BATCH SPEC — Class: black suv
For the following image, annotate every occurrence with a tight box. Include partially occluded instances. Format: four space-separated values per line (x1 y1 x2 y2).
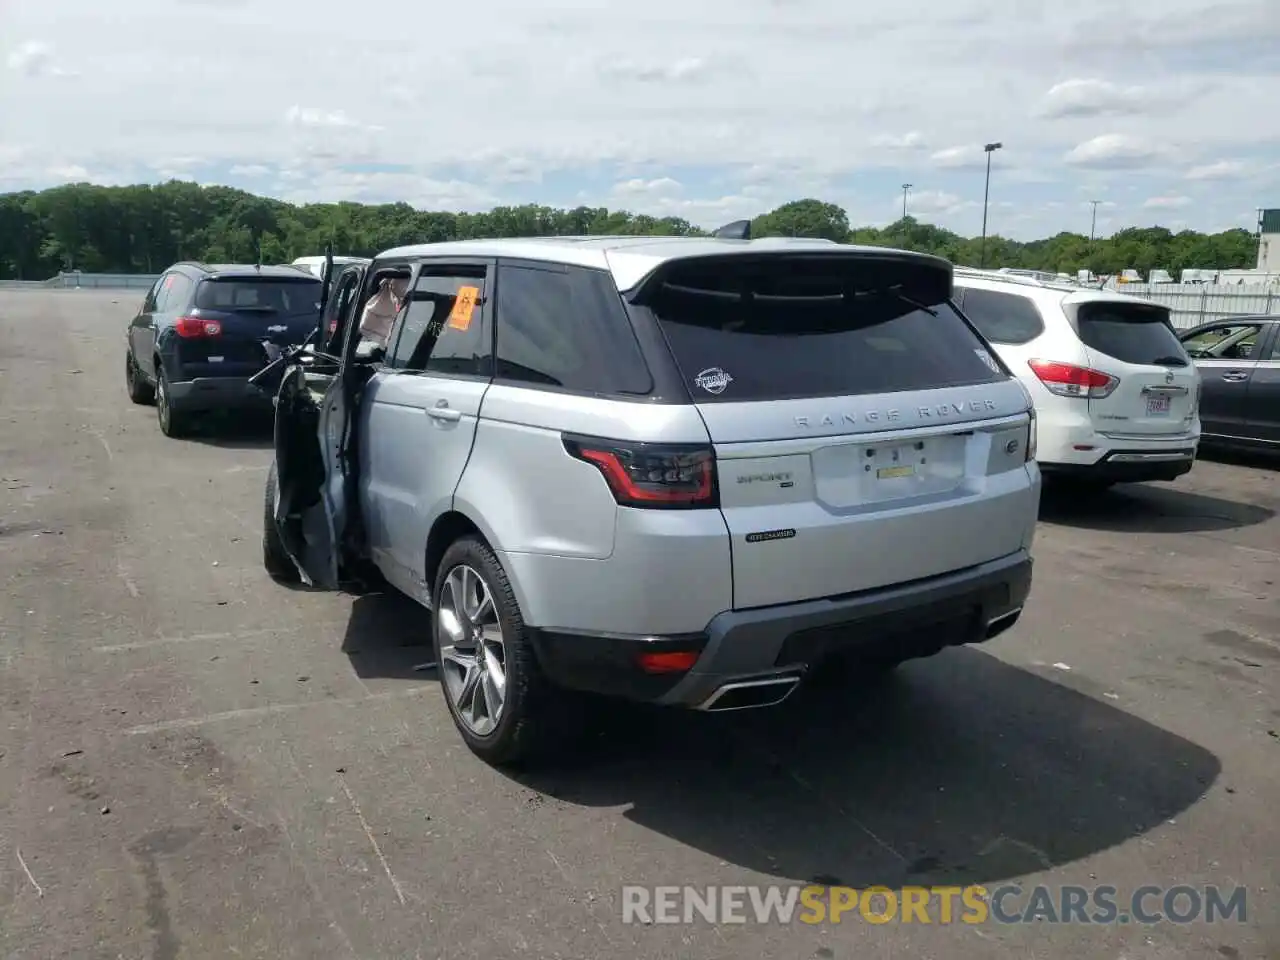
125 263 323 436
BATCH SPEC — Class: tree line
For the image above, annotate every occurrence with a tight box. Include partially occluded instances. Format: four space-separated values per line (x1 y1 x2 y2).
0 182 1259 281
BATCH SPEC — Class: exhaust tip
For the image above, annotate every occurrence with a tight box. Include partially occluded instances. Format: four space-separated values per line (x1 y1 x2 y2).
985 607 1023 639
699 674 801 712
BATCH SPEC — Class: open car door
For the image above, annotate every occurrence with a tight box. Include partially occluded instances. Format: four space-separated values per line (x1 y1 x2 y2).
265 258 368 587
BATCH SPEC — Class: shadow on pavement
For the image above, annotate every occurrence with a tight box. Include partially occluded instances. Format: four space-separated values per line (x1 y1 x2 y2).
180 411 276 450
510 647 1220 889
341 590 435 682
1196 444 1280 471
1039 480 1274 533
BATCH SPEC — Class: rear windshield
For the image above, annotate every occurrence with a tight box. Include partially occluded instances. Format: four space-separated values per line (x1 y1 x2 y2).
638 257 1008 402
194 279 321 316
1073 301 1188 367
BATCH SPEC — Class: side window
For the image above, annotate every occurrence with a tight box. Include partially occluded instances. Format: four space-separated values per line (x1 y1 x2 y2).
165 274 194 311
152 273 177 312
143 276 164 312
386 266 491 377
493 263 653 395
322 270 362 351
1182 323 1264 361
956 287 1045 345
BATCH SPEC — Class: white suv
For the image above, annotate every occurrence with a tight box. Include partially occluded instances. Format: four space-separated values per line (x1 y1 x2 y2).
953 269 1200 488
260 238 1041 765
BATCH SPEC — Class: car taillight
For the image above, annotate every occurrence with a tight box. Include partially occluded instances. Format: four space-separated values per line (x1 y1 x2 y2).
174 316 222 338
562 434 718 509
1027 359 1118 399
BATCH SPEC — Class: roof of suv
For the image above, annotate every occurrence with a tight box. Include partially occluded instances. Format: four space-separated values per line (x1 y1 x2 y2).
176 262 324 281
953 266 1156 309
376 236 945 292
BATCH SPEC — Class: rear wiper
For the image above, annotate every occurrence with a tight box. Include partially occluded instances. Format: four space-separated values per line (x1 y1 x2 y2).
884 289 938 317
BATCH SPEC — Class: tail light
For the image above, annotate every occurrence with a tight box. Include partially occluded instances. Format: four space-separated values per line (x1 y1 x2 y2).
562 434 718 509
174 316 222 338
1027 359 1118 399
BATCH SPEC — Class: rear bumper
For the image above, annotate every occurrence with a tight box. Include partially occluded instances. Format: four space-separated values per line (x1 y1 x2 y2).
1040 447 1196 483
531 550 1033 708
167 375 272 411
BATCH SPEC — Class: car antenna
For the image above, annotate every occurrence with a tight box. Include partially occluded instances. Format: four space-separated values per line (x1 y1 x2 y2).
713 219 751 240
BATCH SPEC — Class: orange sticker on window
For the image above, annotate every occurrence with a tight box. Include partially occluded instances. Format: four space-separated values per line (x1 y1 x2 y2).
447 286 479 331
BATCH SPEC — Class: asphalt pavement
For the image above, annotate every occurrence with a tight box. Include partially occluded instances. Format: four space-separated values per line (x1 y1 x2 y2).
1 290 1277 959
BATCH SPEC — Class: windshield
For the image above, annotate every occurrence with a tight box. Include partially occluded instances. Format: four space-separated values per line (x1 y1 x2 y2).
640 257 1008 402
195 278 321 316
1072 301 1188 367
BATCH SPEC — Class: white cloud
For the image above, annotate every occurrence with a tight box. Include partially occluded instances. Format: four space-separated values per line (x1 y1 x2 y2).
871 131 928 150
1 0 1278 240
1064 134 1167 169
612 177 683 198
1184 159 1249 180
1037 78 1151 118
50 164 89 181
900 189 976 217
1143 195 1192 209
6 40 66 77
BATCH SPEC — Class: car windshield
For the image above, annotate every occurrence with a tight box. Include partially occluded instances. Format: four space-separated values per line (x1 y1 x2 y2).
638 256 1007 402
1073 301 1188 367
195 278 321 316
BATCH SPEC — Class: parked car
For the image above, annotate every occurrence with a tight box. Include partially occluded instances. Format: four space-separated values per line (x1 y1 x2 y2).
952 268 1200 489
125 263 322 437
1178 316 1280 448
258 237 1040 766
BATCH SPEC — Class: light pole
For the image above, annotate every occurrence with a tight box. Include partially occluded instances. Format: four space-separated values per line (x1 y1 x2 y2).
1089 200 1101 247
979 142 1002 268
901 183 912 246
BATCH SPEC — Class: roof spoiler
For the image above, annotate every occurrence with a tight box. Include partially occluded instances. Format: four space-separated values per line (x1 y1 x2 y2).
712 219 751 240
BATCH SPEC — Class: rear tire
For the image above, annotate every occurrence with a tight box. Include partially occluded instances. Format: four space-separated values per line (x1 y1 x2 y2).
156 367 188 438
263 461 300 583
432 536 562 767
125 352 154 404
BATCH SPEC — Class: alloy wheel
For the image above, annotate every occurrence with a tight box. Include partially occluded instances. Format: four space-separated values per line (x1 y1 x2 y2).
438 564 507 736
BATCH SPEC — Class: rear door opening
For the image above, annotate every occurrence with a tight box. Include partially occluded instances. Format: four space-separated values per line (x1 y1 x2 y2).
1064 297 1197 437
628 253 1035 610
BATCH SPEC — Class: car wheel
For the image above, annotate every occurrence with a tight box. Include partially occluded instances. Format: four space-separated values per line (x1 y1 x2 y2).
263 461 300 583
155 367 187 438
433 536 559 767
125 352 154 404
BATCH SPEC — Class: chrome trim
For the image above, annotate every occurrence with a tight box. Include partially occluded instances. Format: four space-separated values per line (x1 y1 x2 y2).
1105 451 1194 463
986 607 1023 631
698 675 801 712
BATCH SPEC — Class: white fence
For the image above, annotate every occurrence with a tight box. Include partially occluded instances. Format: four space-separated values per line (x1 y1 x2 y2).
0 271 160 291
1109 284 1280 330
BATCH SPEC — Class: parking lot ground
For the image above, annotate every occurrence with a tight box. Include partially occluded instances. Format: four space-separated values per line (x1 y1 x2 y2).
1 290 1278 960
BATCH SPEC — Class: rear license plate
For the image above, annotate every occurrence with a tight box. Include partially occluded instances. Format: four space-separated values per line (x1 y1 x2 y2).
1146 394 1171 416
871 443 922 481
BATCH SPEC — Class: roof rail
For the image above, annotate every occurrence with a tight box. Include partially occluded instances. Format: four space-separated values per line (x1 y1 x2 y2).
175 260 212 272
953 266 1052 288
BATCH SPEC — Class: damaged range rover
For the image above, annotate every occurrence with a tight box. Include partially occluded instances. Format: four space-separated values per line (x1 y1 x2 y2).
254 231 1041 766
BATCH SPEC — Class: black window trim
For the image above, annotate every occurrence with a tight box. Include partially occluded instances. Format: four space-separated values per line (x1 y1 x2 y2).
380 255 495 384
1261 321 1280 362
489 256 676 403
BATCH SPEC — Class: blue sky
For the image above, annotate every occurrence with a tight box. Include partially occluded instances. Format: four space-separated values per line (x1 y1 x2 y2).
2 0 1278 240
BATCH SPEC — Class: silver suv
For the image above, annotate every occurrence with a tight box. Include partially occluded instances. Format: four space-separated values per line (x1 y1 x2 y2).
260 234 1041 765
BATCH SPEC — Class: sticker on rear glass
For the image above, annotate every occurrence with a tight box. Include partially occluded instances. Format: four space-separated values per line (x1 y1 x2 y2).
974 348 1001 373
694 367 734 395
447 286 480 331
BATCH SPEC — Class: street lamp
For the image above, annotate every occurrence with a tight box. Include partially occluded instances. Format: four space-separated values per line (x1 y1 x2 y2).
901 183 912 246
979 142 1002 268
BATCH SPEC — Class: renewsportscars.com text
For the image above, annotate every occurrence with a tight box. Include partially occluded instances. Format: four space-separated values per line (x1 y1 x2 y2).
621 884 1247 926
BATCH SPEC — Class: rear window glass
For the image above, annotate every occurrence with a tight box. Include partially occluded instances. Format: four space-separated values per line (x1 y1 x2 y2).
195 279 321 316
1073 301 1188 367
955 287 1044 344
639 257 1007 402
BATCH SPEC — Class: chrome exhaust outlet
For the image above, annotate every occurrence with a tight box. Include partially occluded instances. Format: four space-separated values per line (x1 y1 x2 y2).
699 674 802 712
985 607 1023 638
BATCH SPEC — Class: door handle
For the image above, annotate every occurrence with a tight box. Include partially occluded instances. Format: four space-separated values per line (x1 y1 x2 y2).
426 401 461 422
1220 371 1249 382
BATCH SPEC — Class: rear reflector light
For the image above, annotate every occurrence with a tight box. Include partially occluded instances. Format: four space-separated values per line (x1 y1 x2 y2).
637 650 700 674
562 434 717 509
1027 359 1118 398
1026 407 1037 462
175 316 222 338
